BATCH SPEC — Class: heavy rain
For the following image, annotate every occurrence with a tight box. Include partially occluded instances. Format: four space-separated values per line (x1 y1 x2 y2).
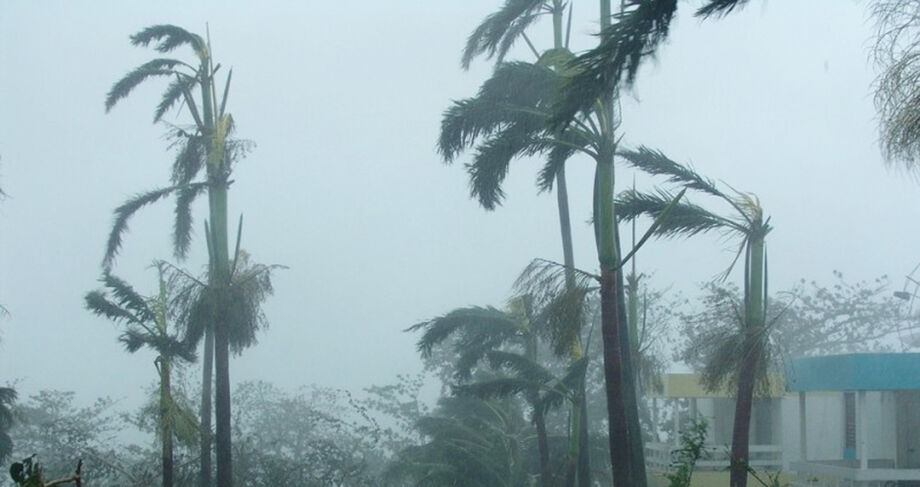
2 1 920 486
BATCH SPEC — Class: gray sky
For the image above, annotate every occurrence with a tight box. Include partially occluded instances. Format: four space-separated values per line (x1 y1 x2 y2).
2 1 918 410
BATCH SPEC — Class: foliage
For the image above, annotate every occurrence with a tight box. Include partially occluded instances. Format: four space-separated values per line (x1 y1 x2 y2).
8 391 148 485
385 396 533 487
664 419 708 487
873 0 920 168
8 455 82 487
230 380 384 486
0 388 15 464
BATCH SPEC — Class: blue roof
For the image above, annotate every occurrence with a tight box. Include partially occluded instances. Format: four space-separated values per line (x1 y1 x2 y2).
785 353 920 391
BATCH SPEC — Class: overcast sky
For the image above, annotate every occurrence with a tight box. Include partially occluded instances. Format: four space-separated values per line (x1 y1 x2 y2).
2 1 918 410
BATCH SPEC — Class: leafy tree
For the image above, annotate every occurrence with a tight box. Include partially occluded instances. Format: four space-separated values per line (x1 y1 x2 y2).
104 24 253 487
8 391 146 485
84 264 195 487
229 381 383 487
616 147 770 487
873 0 920 167
8 455 82 487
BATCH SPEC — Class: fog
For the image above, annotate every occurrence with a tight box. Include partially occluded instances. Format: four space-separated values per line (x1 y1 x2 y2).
1 1 919 485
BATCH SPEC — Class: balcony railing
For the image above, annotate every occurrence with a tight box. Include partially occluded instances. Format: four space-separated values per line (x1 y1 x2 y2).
645 442 784 473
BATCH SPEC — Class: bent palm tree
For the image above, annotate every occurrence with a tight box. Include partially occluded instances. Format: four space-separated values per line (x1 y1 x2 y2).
104 25 249 487
409 298 581 487
616 147 771 487
442 2 590 481
84 263 195 487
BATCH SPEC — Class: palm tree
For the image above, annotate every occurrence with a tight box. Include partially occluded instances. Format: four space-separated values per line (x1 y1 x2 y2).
615 146 771 487
386 395 533 487
441 2 662 481
409 298 586 487
103 25 248 487
84 263 195 487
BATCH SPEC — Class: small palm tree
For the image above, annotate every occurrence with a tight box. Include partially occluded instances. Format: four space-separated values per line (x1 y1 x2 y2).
104 25 249 487
386 395 533 487
615 147 771 487
84 263 195 487
409 298 582 487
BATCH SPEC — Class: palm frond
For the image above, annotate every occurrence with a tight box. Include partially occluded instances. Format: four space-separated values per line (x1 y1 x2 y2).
466 125 537 210
119 329 195 361
103 185 180 271
536 128 593 192
486 350 555 384
130 24 205 54
616 188 743 238
105 58 187 112
461 0 548 69
551 0 678 127
618 146 726 199
408 307 520 357
85 290 145 326
172 182 209 260
438 62 559 162
155 73 197 122
454 377 538 400
101 273 156 321
695 0 749 19
536 356 586 415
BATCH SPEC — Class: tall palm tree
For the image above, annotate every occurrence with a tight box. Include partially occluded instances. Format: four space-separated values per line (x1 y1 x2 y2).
84 263 196 487
441 2 666 482
615 146 771 487
103 25 248 487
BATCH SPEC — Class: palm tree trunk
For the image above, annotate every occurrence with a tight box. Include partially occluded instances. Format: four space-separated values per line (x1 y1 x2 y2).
730 345 757 487
551 3 591 484
534 396 552 487
615 226 647 485
199 327 213 487
161 357 174 487
731 233 766 487
209 182 233 487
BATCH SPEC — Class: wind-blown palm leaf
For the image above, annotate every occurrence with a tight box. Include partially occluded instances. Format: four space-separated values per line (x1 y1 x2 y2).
105 58 189 112
618 146 726 199
536 357 587 415
119 328 195 361
461 0 548 69
467 122 544 209
454 377 540 400
155 74 197 123
172 183 208 260
486 350 555 384
551 0 678 126
103 185 178 270
99 273 156 323
537 128 594 191
439 62 561 162
407 306 521 360
616 188 745 237
130 24 205 54
85 290 146 326
696 0 749 19
169 130 206 184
